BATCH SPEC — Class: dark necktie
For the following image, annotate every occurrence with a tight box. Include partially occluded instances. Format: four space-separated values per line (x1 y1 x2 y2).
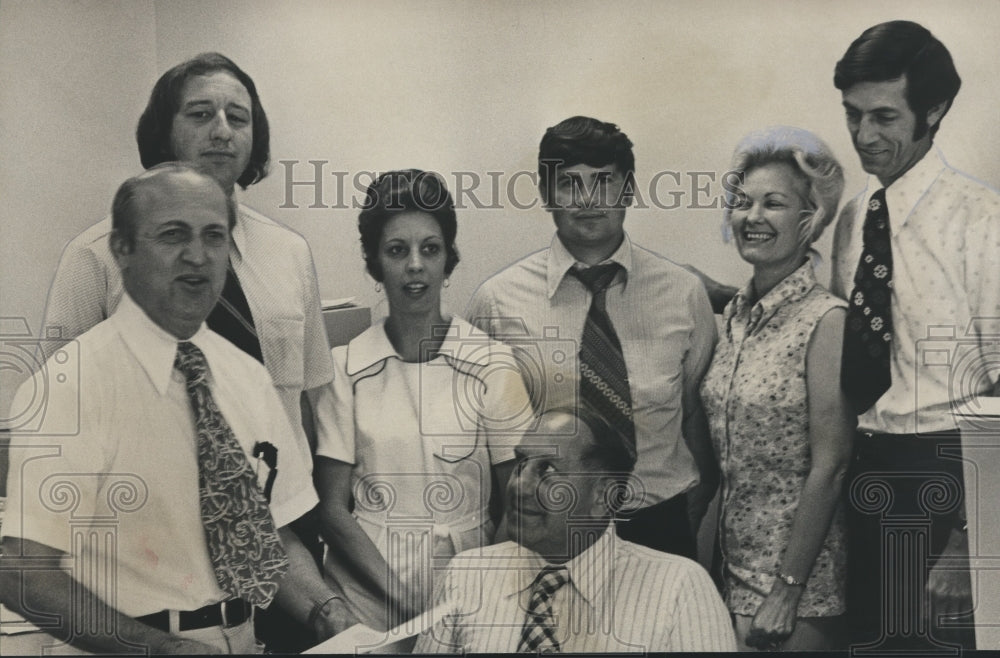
517 565 569 653
841 188 894 413
174 341 288 606
570 264 636 462
206 260 264 364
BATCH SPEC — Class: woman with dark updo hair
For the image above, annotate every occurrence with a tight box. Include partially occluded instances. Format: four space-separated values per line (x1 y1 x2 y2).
313 170 532 631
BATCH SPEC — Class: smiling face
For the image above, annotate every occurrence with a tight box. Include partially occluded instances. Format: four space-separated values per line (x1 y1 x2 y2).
546 163 629 264
169 71 253 193
730 162 811 280
841 76 939 188
112 171 230 339
506 411 607 561
377 212 448 316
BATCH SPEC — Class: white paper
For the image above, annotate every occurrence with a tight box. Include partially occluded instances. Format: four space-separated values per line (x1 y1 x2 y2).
321 297 358 310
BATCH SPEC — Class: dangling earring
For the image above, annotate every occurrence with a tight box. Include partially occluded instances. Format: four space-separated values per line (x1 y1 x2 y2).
443 278 450 288
721 219 733 244
375 282 382 293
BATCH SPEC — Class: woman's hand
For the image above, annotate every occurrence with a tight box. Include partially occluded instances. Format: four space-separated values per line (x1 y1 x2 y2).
927 527 973 623
745 581 803 650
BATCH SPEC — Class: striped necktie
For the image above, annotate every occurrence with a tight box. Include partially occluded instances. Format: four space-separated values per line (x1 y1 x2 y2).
569 263 636 462
517 565 569 653
174 341 288 606
841 188 893 414
206 260 264 364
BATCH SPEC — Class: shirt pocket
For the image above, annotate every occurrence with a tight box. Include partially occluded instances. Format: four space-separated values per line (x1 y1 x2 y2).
261 315 305 388
431 434 480 463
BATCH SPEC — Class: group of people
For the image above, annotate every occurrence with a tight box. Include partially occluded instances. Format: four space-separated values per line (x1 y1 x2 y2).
1 18 997 655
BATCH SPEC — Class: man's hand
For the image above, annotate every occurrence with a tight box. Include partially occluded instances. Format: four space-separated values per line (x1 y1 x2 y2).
680 264 738 315
927 527 973 623
745 581 803 650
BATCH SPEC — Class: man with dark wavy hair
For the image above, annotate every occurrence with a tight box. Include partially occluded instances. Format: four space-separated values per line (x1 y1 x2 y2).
467 116 718 560
37 53 334 473
831 20 1000 651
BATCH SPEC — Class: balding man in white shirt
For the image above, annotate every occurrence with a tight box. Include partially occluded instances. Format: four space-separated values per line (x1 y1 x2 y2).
0 164 351 654
415 408 734 653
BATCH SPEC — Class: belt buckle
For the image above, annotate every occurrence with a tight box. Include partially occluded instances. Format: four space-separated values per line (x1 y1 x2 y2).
220 599 233 628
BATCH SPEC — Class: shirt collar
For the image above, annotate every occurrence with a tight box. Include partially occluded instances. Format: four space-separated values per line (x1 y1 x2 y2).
113 292 214 395
344 316 493 375
503 524 615 611
860 146 946 236
229 190 246 259
727 260 818 336
546 233 633 299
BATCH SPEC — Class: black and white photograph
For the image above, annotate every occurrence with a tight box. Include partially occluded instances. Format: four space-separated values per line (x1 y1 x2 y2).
1 0 998 654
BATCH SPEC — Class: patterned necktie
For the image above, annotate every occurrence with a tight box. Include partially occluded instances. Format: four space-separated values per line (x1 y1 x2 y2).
174 341 288 606
841 188 894 414
206 260 264 364
569 263 636 461
517 565 570 653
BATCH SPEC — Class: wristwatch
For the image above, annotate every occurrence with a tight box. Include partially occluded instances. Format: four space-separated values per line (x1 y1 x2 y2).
776 572 806 587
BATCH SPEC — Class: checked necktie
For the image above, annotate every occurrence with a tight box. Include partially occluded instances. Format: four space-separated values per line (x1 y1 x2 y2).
517 565 569 653
174 341 288 606
570 263 636 462
841 188 894 414
206 260 264 364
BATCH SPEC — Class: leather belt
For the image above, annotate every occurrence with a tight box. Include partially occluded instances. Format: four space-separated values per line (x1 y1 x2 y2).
136 598 252 632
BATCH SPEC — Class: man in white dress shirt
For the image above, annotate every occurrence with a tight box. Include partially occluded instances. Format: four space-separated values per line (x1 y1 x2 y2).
830 20 1000 651
467 116 718 559
414 407 735 653
0 164 350 654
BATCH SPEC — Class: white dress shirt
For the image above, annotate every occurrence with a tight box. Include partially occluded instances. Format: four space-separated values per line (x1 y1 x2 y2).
35 200 335 466
414 526 736 653
466 233 717 507
2 293 318 617
831 148 1000 434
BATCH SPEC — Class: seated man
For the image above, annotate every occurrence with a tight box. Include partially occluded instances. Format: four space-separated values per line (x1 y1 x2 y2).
415 407 735 653
0 163 350 654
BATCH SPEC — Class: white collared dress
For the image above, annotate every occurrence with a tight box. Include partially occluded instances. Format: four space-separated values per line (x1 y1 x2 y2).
314 316 532 626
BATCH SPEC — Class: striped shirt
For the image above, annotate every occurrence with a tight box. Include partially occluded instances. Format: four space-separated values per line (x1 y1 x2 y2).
414 527 735 652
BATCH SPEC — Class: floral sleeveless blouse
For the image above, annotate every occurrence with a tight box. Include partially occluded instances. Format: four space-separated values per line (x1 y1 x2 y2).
700 262 847 617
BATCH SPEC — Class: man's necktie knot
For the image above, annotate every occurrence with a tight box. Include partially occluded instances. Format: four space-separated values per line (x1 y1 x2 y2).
529 565 569 602
570 263 621 294
175 340 209 387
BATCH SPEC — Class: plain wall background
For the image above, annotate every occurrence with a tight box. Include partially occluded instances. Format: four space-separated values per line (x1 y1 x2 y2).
2 0 998 405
